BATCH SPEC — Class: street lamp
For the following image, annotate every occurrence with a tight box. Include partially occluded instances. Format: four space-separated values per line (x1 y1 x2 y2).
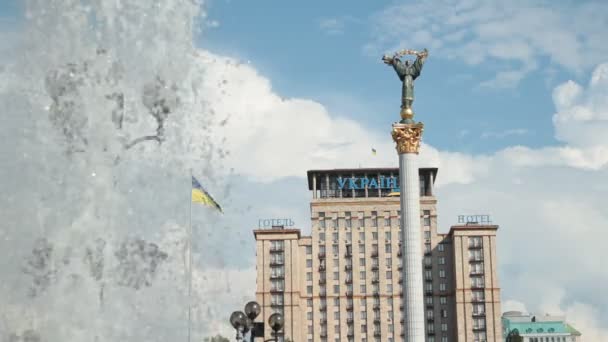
229 311 248 341
230 301 284 342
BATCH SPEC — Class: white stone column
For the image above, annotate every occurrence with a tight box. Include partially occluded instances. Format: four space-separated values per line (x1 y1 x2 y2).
392 122 425 342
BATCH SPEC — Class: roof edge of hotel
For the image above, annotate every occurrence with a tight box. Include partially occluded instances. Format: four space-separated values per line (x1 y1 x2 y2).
253 228 302 239
448 225 499 235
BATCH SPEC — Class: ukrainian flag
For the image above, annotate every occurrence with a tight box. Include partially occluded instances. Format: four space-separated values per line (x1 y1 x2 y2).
192 176 223 213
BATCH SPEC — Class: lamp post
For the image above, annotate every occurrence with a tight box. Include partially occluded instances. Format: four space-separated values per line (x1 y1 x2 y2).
230 301 284 342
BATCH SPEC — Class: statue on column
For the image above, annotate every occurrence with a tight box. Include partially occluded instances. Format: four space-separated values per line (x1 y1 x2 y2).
382 48 428 123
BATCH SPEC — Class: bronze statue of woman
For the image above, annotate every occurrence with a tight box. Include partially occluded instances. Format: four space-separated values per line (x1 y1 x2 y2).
382 48 428 123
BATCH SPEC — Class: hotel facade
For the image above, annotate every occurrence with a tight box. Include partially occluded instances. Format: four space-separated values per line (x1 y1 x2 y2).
254 167 502 342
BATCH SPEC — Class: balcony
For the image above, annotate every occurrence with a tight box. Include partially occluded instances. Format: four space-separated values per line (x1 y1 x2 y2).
471 297 485 303
270 274 284 280
345 264 353 271
319 305 327 311
270 246 284 253
371 251 379 257
320 331 327 338
470 270 484 276
373 291 380 297
473 325 486 331
320 290 327 297
398 277 403 284
398 264 403 270
347 317 354 324
426 301 433 308
425 289 433 296
427 316 434 322
469 256 484 262
270 260 284 266
373 317 381 324
374 331 381 337
397 250 402 257
373 303 380 310
371 264 379 270
424 262 432 269
400 318 404 324
319 278 326 285
344 251 352 258
471 283 485 289
345 290 353 297
270 302 283 307
472 311 486 317
320 318 327 324
346 303 353 310
347 331 354 337
270 287 284 293
318 252 326 259
371 278 379 284
345 277 353 284
319 265 326 272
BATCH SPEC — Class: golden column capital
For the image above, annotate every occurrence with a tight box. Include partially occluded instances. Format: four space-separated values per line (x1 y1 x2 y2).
391 122 424 154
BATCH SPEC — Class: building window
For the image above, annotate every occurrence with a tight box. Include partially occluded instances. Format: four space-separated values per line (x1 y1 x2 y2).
441 337 447 342
346 217 352 228
359 211 364 228
320 233 326 241
423 210 431 226
307 312 312 320
332 232 339 241
334 312 340 320
425 244 431 254
371 211 378 227
439 283 446 292
385 231 391 241
361 324 367 332
385 244 392 253
359 232 365 241
346 232 352 241
372 232 378 240
307 286 312 294
438 257 445 265
333 244 339 254
438 243 444 252
360 284 366 293
441 323 447 331
386 271 392 279
333 298 340 306
360 257 366 266
334 271 339 280
440 296 447 305
441 309 447 318
307 299 313 307
424 231 431 239
306 259 312 268
425 296 433 305
308 325 313 333
334 285 340 293
439 269 446 278
425 283 433 292
360 271 366 280
359 244 365 253
427 309 434 319
306 246 312 255
386 257 392 266
387 284 393 293
307 272 312 281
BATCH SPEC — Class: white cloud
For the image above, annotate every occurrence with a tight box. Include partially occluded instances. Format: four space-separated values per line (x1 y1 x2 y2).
480 128 528 139
318 16 360 35
368 0 608 87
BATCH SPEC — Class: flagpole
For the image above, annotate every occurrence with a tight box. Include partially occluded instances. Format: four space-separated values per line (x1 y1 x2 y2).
188 169 193 342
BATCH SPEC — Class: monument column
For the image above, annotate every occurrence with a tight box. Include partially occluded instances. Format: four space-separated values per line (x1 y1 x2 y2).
382 47 429 342
393 122 425 342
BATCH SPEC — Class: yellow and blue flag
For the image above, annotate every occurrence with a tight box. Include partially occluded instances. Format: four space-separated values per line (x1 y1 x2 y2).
192 176 223 213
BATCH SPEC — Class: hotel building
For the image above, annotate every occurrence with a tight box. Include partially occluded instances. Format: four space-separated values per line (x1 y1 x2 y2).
254 167 502 342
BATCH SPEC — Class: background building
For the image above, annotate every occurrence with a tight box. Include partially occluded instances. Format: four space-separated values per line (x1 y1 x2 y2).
502 311 582 342
254 167 502 342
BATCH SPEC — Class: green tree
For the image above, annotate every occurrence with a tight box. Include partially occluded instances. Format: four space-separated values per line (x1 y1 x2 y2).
203 335 230 342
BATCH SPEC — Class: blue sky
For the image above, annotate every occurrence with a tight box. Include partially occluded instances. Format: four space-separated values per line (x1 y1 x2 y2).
1 0 608 339
200 0 579 154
